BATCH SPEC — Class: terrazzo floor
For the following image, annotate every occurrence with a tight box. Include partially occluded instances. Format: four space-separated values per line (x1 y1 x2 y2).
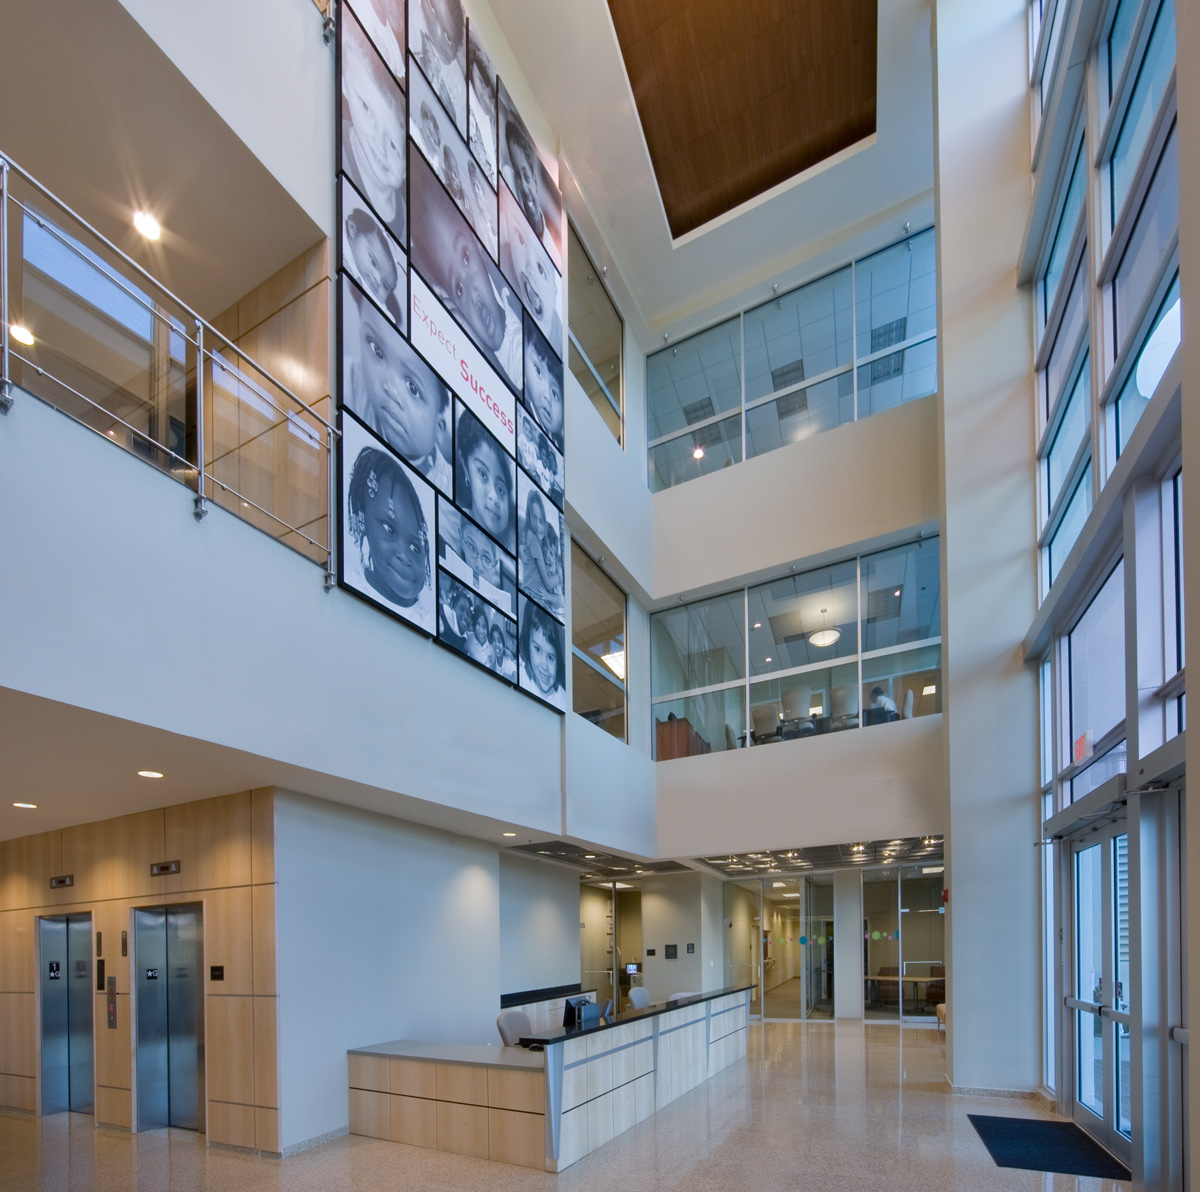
0 1021 1129 1192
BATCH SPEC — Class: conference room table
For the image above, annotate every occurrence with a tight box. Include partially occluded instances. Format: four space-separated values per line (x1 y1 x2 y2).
863 972 943 1008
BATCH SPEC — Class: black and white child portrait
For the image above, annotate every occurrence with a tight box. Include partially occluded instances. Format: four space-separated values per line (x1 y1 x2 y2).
516 404 564 509
439 569 517 677
342 414 437 632
518 595 566 709
410 151 522 391
437 496 516 617
517 469 565 621
346 0 405 85
467 25 498 188
499 181 561 353
497 82 562 269
342 277 453 494
341 179 407 332
409 0 467 134
521 312 563 452
341 8 407 244
453 402 516 554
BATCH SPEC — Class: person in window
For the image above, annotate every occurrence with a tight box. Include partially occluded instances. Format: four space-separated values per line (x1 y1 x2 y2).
869 686 898 718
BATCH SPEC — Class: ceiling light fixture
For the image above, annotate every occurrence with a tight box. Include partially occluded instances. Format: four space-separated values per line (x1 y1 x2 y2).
9 324 34 346
772 881 786 888
753 622 762 629
692 445 705 460
13 802 37 809
584 854 596 859
923 684 937 696
922 865 944 874
502 831 517 837
601 650 626 680
809 608 840 649
137 770 164 779
133 210 162 240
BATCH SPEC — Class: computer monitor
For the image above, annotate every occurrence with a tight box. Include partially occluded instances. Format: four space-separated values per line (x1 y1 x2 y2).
563 994 601 1030
626 963 639 974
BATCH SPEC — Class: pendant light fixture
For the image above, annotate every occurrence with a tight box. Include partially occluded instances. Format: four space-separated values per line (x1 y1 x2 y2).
808 607 840 648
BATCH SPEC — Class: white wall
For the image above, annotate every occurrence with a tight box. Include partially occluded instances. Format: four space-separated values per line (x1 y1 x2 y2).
699 873 726 991
934 0 1041 1092
653 394 940 598
579 884 613 1000
0 396 563 837
657 715 946 857
564 714 656 857
116 0 334 235
640 873 705 1000
274 792 500 1150
833 870 864 1018
498 853 581 996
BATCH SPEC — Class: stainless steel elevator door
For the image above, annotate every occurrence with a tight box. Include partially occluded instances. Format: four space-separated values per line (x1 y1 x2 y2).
166 907 204 1131
40 915 94 1115
135 908 170 1131
39 918 69 1115
135 905 205 1132
66 916 94 1112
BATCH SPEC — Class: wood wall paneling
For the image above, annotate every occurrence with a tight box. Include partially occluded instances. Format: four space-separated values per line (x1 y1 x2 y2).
163 792 252 893
0 833 63 910
206 995 255 1105
251 788 275 885
93 992 131 1091
251 884 276 996
94 1084 131 1128
253 996 278 1109
0 992 36 1078
62 810 164 902
204 886 253 997
207 1100 256 1149
0 910 36 992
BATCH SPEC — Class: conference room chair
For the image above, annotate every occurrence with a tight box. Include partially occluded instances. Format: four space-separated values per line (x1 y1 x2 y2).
750 703 783 744
780 686 817 738
496 1009 532 1045
627 986 651 1010
829 684 860 731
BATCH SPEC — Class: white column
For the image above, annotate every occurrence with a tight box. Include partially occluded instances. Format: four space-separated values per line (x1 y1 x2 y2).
933 0 1041 1091
1174 0 1200 1175
833 870 864 1019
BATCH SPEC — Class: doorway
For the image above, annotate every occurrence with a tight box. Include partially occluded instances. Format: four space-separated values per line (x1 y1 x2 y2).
1066 825 1132 1165
39 914 94 1115
134 905 205 1132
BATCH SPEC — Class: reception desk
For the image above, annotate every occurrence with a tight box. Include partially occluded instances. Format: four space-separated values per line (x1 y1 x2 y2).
348 985 752 1172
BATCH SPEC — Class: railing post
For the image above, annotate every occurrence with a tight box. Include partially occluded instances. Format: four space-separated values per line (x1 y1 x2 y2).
324 423 336 590
1 158 12 414
194 319 207 520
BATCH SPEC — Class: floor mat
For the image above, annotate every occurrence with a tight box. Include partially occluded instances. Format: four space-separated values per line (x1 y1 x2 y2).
967 1114 1130 1180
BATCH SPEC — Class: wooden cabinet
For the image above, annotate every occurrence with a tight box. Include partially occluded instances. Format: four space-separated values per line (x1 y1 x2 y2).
655 716 711 760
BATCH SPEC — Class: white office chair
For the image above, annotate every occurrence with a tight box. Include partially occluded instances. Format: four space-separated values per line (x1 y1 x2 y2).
750 703 782 744
780 686 816 737
902 688 915 718
496 1009 532 1046
627 986 651 1010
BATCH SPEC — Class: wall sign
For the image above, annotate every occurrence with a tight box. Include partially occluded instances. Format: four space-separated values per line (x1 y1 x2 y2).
335 0 567 712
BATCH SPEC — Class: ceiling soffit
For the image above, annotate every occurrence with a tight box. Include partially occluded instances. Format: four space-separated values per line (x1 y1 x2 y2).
608 0 878 239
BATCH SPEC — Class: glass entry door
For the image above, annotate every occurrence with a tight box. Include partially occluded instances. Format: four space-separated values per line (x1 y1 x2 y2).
1067 826 1132 1164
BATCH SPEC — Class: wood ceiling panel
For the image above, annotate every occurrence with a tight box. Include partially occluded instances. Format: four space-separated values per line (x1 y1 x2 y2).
609 0 877 238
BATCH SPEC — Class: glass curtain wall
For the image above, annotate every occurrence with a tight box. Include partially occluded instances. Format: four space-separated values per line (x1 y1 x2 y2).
803 875 835 1019
571 543 627 740
651 538 942 758
646 228 937 491
567 223 623 445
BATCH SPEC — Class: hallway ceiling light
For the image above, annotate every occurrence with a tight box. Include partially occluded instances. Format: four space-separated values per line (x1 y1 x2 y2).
584 854 596 859
601 650 626 680
13 802 37 809
922 865 944 874
502 831 517 837
137 770 164 778
781 892 800 898
9 324 34 346
808 608 840 648
133 210 162 240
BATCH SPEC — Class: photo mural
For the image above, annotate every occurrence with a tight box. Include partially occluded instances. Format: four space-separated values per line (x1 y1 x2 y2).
336 0 566 711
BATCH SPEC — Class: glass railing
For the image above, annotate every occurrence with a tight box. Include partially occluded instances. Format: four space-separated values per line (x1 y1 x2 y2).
0 153 336 570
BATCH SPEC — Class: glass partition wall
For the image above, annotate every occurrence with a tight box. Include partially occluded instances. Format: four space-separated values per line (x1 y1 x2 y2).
651 538 942 758
646 228 937 491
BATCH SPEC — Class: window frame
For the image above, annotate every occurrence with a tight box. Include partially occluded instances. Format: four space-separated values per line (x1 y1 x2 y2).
570 542 628 742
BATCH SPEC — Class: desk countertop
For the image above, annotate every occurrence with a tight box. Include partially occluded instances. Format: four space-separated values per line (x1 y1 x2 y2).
348 1039 545 1070
519 984 754 1046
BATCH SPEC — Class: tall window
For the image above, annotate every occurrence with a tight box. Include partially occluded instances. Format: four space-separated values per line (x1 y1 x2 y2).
650 537 941 759
645 229 937 492
567 225 623 446
571 543 627 740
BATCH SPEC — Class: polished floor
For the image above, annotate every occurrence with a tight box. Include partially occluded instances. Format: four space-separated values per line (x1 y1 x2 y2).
1 1022 1128 1192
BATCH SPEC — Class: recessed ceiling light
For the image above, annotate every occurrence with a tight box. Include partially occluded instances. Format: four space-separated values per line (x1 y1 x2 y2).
764 656 772 663
13 802 37 809
753 622 761 629
772 881 786 888
894 589 901 597
502 831 517 837
923 684 937 695
137 770 164 779
133 210 161 240
9 324 34 346
692 446 705 460
601 650 626 680
922 865 944 874
584 854 596 859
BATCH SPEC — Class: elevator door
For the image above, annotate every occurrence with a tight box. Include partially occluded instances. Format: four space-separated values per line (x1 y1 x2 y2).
39 915 95 1114
135 905 204 1131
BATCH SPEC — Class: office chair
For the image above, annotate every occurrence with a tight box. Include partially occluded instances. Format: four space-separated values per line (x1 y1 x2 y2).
902 688 915 718
780 686 816 738
750 703 782 744
627 986 651 1010
829 684 860 731
496 1009 532 1046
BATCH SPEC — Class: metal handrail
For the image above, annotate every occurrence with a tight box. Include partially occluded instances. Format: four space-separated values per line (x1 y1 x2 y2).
0 147 336 575
0 148 335 435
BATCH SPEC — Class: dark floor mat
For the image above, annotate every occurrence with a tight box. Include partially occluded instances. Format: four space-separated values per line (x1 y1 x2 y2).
967 1114 1130 1180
